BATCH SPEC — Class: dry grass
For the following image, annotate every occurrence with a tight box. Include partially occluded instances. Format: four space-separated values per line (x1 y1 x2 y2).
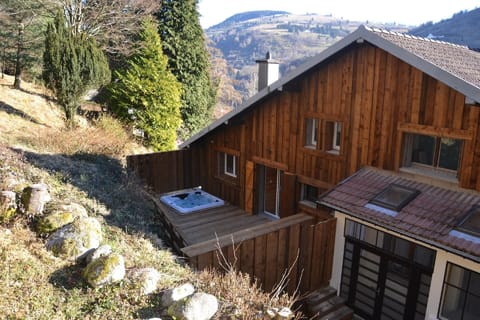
0 76 300 319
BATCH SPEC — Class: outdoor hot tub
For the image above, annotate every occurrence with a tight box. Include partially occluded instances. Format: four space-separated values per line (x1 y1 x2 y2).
160 187 225 214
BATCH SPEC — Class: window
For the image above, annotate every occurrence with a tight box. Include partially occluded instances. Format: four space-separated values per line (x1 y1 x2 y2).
218 152 237 178
404 134 462 172
301 184 319 203
325 121 342 152
457 206 480 237
369 184 420 211
439 263 480 320
305 118 318 148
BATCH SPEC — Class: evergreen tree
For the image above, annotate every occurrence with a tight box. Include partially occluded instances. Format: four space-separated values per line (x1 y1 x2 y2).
107 19 182 151
156 0 216 140
42 11 110 127
0 0 49 87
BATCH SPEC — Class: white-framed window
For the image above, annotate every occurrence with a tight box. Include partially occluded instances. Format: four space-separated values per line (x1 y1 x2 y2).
325 121 342 153
224 153 237 177
332 122 342 151
304 118 318 148
218 152 238 178
439 263 480 320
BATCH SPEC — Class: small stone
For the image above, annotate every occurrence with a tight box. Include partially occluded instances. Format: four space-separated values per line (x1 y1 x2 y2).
21 183 51 215
276 307 294 319
161 283 195 307
167 293 218 320
82 253 125 287
126 267 161 295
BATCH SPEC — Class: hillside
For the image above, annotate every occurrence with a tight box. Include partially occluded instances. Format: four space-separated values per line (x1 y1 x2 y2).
206 11 409 102
0 76 296 319
410 8 480 48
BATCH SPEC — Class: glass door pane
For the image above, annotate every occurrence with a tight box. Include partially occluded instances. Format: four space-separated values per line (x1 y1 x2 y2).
381 261 409 320
354 249 381 318
264 167 280 216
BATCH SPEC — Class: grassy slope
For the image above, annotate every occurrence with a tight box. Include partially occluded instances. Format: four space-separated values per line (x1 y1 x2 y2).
0 75 295 319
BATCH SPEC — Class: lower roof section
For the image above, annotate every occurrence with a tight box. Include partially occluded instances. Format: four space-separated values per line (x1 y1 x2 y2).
319 166 480 262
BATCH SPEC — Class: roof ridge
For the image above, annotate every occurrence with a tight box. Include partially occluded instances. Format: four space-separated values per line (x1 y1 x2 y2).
364 24 469 49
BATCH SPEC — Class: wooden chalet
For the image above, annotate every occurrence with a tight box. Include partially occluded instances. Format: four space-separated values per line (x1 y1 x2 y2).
128 25 480 319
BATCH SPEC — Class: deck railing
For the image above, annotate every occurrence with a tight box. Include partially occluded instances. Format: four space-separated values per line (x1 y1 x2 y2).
182 214 337 295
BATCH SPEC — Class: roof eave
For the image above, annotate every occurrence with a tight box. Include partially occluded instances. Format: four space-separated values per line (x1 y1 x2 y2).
361 29 480 103
321 201 480 264
179 27 370 149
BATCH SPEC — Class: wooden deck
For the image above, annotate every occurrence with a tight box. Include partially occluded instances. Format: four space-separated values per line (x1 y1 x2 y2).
151 195 271 251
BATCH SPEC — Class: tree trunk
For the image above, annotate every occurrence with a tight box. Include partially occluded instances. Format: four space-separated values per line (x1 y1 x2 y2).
13 23 24 89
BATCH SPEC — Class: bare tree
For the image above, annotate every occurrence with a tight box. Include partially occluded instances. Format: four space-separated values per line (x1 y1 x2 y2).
53 0 160 56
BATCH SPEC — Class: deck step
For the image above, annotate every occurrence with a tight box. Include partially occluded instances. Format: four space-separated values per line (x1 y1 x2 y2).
309 295 347 317
317 305 354 320
304 286 337 305
298 286 353 319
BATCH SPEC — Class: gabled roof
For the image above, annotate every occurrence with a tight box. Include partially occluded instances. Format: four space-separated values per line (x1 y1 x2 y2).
181 25 480 148
319 167 480 262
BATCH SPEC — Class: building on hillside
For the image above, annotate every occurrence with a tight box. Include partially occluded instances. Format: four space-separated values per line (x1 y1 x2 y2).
128 25 480 319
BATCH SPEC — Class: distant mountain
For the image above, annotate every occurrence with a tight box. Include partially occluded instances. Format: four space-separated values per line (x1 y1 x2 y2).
211 10 290 29
410 8 480 49
206 11 409 103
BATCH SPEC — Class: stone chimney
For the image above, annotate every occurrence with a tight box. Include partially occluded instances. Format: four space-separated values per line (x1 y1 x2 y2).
255 51 279 92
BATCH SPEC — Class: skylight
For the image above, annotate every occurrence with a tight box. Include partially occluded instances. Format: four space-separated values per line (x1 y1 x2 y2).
369 184 420 212
457 206 480 237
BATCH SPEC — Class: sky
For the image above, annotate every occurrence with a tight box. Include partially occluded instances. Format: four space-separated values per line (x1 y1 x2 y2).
198 0 479 29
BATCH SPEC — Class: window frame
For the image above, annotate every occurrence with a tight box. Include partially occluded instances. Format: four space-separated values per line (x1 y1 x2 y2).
332 121 342 151
439 263 480 320
403 133 463 173
369 183 420 212
304 118 318 148
300 183 319 204
456 206 480 238
224 153 237 177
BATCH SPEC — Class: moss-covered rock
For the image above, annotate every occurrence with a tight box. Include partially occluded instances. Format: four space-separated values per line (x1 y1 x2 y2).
45 217 102 260
36 203 88 234
82 253 125 288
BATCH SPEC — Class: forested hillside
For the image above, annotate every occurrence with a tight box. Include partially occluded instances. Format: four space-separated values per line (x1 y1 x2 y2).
410 8 480 49
206 11 409 102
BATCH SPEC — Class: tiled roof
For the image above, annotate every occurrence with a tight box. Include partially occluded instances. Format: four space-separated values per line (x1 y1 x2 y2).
319 167 480 261
367 26 480 91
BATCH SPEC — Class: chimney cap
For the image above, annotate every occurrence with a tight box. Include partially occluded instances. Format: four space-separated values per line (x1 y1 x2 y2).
255 51 280 64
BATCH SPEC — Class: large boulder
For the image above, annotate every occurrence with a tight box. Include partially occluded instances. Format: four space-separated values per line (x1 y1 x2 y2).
0 191 17 223
167 293 218 320
161 283 195 307
21 183 51 215
126 267 161 295
46 217 102 260
36 202 88 234
82 253 125 288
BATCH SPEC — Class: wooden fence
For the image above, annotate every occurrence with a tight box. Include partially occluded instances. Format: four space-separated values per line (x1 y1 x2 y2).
127 150 192 194
182 214 337 295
